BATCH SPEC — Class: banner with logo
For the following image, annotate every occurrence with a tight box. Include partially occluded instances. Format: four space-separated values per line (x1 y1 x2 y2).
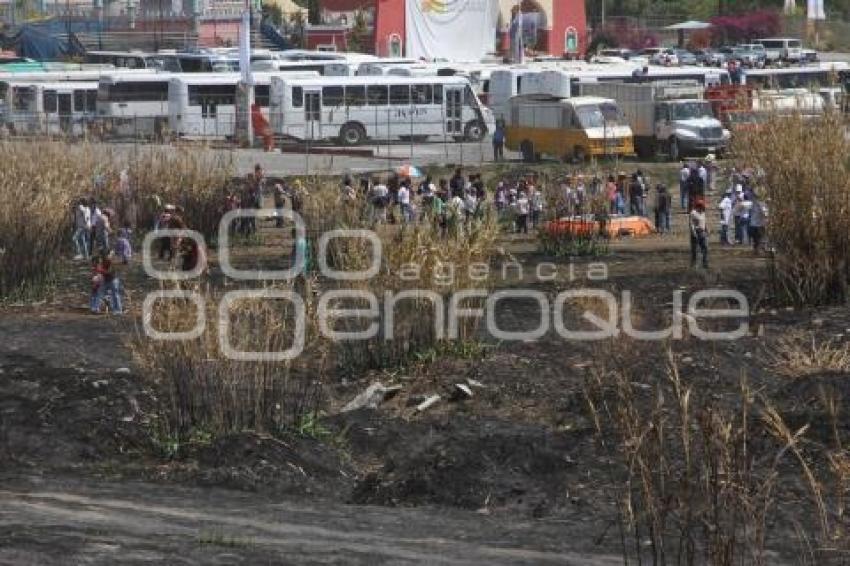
406 0 499 61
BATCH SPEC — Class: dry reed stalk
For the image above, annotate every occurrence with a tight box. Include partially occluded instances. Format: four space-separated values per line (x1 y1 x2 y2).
732 114 850 306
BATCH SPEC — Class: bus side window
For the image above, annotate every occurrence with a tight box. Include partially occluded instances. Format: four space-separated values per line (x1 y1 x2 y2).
86 90 96 112
411 84 432 104
292 86 304 108
463 86 474 106
74 90 85 112
43 90 58 113
433 84 443 104
322 86 344 107
561 107 578 129
390 85 410 105
345 85 366 106
255 85 270 107
368 85 388 105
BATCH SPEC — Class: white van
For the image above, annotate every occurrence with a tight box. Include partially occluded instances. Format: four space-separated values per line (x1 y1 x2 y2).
756 38 803 63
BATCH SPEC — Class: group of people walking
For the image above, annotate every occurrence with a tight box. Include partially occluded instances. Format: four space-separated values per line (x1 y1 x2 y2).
72 197 132 314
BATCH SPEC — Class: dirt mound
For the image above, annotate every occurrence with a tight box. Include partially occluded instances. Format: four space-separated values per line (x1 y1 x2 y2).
340 411 584 517
184 431 355 498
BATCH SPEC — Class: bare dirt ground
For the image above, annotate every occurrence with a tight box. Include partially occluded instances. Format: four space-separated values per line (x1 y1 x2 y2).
2 197 849 563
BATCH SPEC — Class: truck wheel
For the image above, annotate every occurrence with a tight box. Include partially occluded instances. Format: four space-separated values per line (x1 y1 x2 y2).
463 120 485 142
668 137 680 161
520 140 536 163
339 122 366 146
635 139 655 160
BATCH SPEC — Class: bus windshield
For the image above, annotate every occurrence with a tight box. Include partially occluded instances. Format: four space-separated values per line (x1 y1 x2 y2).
575 105 605 128
671 101 713 120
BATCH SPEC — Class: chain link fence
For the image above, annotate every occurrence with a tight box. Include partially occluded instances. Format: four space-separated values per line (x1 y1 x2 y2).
0 108 506 174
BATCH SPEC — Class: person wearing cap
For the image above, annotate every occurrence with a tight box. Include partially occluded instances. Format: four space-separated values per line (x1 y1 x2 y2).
718 190 733 246
689 199 709 269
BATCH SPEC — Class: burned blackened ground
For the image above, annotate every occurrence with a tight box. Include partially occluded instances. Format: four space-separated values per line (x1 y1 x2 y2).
2 222 849 563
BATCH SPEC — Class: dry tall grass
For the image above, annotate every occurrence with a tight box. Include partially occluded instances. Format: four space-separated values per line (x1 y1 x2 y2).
0 142 100 297
769 331 850 377
0 141 234 299
733 114 850 306
585 343 849 565
133 179 500 441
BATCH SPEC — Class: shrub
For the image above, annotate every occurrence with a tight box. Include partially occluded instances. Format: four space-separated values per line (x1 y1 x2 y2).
710 10 781 44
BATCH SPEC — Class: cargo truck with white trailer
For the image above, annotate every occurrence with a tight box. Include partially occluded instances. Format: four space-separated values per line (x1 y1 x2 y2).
579 81 730 160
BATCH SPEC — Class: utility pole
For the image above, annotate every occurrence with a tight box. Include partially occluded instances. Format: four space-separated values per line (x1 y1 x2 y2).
601 0 605 26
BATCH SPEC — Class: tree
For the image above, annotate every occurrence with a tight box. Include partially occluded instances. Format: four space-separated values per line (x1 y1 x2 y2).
307 0 321 24
262 2 283 27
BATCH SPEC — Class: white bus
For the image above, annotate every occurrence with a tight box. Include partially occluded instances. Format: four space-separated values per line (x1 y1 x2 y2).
354 58 418 76
250 59 353 76
269 75 495 145
3 81 97 136
168 72 320 139
96 72 176 139
744 63 849 91
84 50 182 72
173 51 239 73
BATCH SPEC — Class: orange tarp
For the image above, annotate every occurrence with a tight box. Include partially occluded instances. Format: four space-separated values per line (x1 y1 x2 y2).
546 216 655 238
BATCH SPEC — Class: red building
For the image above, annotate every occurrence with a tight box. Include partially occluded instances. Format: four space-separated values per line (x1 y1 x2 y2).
319 0 587 59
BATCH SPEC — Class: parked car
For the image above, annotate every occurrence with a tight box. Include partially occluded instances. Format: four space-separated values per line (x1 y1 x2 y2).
720 46 758 67
674 49 697 66
693 48 726 67
737 44 767 67
643 47 679 66
802 48 819 63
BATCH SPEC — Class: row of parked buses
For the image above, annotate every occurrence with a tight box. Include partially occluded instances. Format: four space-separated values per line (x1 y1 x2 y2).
1 52 848 153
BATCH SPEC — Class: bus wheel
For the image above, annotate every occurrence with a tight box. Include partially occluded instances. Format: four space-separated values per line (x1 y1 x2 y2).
463 120 485 142
520 140 536 163
339 123 366 146
573 146 587 162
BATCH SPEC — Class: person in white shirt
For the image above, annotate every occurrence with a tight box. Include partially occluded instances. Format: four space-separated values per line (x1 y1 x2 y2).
733 188 753 245
515 191 530 234
463 190 478 221
397 183 411 223
72 198 92 260
689 200 709 269
530 187 544 228
718 190 733 245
